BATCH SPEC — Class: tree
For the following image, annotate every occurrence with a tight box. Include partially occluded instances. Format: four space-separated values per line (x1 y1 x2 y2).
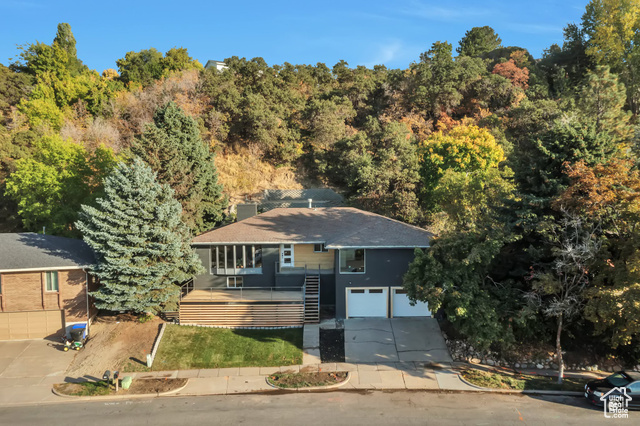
582 0 640 113
403 222 521 350
328 119 422 223
52 23 85 75
492 59 529 90
161 47 203 74
558 160 640 350
4 135 116 236
575 66 633 147
527 213 601 383
131 102 227 233
419 124 505 206
76 158 204 314
457 26 502 57
116 48 164 87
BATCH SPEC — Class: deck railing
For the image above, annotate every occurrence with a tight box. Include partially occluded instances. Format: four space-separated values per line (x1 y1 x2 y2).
183 286 304 302
180 279 194 300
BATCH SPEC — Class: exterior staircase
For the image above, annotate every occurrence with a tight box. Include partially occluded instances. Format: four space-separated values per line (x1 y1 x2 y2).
304 274 320 323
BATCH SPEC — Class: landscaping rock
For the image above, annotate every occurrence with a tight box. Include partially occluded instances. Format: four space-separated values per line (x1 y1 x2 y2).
536 364 543 369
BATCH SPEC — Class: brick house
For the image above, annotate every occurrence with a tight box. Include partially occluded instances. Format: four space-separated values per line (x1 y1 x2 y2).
0 233 97 340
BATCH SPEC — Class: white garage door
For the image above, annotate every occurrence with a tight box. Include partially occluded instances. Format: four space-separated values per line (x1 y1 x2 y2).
346 287 388 318
391 287 431 317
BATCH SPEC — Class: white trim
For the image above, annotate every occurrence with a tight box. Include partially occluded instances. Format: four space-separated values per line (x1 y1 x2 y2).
0 266 89 274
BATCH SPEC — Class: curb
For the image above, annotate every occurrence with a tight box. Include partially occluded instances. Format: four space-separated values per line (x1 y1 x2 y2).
51 379 190 401
265 372 351 392
456 374 584 396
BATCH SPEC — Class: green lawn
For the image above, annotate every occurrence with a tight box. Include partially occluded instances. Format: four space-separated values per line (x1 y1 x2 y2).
149 325 303 370
460 368 585 392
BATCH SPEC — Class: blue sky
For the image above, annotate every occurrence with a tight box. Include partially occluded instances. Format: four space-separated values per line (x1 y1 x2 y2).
0 0 588 72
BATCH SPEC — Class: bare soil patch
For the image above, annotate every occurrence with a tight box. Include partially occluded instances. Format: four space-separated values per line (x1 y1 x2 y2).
320 328 344 363
65 314 163 377
54 378 187 396
267 371 348 389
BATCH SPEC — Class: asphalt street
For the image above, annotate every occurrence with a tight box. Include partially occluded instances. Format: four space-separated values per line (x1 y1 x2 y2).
0 391 614 425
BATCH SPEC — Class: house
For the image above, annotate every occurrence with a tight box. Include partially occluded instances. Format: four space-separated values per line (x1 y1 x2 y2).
204 60 228 72
181 207 433 327
0 233 97 340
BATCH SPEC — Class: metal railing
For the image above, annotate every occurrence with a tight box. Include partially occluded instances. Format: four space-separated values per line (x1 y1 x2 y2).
185 286 304 302
180 279 194 300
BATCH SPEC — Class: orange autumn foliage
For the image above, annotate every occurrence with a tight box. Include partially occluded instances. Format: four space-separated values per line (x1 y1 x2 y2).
492 59 530 90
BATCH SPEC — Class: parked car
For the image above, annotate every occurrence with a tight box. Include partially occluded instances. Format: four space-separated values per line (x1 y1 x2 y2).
584 371 640 408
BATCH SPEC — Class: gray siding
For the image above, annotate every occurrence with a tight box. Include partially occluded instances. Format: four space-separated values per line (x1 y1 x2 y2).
334 248 416 319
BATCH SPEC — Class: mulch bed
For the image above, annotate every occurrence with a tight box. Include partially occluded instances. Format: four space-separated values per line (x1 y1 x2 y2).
268 371 348 389
320 328 345 363
54 378 187 396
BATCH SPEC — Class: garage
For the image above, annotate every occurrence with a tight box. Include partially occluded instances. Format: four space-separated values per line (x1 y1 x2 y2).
391 287 431 317
346 287 388 318
0 310 64 340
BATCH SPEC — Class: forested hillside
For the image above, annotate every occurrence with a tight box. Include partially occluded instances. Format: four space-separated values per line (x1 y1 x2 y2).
1 1 639 366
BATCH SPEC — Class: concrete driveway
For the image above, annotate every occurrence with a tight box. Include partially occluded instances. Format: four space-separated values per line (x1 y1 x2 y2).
344 318 453 363
0 339 72 379
0 339 74 406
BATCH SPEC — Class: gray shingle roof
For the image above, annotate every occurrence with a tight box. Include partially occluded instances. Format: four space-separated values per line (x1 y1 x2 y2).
0 233 95 272
193 208 433 248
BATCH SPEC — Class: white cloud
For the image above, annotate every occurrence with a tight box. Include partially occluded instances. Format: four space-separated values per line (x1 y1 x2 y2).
363 41 404 68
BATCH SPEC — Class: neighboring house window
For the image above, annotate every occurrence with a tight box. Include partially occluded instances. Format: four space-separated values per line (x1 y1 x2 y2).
45 271 59 291
340 249 365 273
211 245 263 274
314 244 328 253
227 276 243 288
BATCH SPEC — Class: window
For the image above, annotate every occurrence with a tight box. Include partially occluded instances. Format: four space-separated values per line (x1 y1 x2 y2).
628 381 640 393
210 245 264 274
255 245 263 268
369 289 383 294
314 244 328 253
340 249 365 273
45 271 59 292
227 276 243 288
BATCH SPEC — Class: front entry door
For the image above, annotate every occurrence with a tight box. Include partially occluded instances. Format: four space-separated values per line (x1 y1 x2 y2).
280 244 294 267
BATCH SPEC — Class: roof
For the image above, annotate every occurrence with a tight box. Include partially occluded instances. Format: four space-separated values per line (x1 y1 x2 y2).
193 207 433 248
0 233 95 273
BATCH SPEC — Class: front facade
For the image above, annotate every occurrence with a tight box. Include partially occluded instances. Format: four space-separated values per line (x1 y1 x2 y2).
188 207 433 323
0 233 97 340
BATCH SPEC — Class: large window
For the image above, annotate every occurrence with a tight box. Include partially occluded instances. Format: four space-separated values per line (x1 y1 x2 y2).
45 271 59 291
340 249 365 274
210 245 263 275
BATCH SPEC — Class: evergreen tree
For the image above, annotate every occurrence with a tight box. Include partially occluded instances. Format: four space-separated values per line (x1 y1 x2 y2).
76 158 204 314
131 102 227 234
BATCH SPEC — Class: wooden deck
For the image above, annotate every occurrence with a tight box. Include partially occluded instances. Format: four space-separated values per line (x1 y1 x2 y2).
182 288 303 303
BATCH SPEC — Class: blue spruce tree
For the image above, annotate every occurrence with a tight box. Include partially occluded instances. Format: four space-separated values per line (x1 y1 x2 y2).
76 158 204 313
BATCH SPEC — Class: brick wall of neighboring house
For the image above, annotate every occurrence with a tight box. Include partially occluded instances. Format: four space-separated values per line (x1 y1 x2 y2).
59 269 88 323
0 270 89 324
